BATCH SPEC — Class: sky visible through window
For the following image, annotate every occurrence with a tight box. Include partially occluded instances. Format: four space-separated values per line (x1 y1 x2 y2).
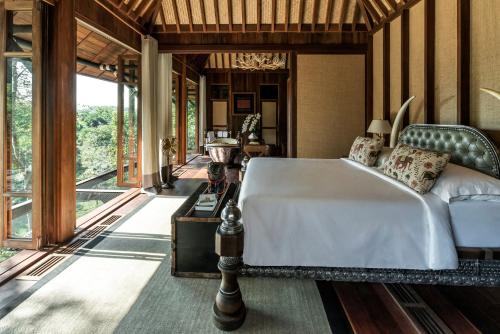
77 75 117 106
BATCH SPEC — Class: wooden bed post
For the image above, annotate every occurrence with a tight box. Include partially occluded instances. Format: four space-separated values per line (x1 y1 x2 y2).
213 200 246 331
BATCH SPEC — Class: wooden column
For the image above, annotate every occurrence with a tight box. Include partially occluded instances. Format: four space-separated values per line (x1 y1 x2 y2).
44 0 77 244
178 57 187 165
424 0 435 124
287 51 297 158
365 34 373 133
457 0 470 125
401 9 410 127
383 24 391 122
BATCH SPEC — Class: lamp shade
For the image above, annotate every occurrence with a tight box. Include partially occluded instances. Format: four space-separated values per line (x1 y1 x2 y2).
367 119 392 134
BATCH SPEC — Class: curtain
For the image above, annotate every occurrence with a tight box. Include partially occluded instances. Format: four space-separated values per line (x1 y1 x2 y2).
141 36 161 191
199 75 206 149
157 53 172 181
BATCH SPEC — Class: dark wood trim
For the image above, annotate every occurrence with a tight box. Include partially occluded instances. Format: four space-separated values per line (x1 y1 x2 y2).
45 0 77 244
457 0 470 125
287 52 297 158
383 23 390 122
366 34 373 133
75 0 142 53
152 23 369 34
157 32 368 53
401 9 410 126
179 56 188 165
424 0 435 124
371 0 422 33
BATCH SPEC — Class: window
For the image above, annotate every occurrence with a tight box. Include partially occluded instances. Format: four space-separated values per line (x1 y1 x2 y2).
1 6 42 249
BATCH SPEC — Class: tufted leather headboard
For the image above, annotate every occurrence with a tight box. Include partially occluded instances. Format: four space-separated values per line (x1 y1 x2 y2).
399 124 500 179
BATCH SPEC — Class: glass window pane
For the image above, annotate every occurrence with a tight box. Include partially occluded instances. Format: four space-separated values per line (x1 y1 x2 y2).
6 196 32 239
122 84 139 183
5 57 33 193
6 11 33 53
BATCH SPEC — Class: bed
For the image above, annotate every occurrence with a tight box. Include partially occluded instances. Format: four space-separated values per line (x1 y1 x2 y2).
235 124 500 286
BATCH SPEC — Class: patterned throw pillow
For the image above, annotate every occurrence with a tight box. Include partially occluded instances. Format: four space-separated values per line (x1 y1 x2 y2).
383 144 451 194
348 136 384 166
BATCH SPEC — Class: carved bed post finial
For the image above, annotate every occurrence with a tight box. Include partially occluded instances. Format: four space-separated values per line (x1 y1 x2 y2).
213 200 246 331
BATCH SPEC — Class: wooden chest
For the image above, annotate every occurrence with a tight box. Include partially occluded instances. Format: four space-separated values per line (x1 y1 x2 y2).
171 182 240 278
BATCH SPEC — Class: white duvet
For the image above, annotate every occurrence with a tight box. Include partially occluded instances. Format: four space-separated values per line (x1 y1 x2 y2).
239 158 458 270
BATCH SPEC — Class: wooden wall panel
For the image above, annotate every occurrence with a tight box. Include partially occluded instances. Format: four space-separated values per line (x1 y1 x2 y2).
297 55 365 159
205 71 288 156
409 0 425 124
470 0 500 131
372 30 383 120
389 17 402 124
435 0 457 124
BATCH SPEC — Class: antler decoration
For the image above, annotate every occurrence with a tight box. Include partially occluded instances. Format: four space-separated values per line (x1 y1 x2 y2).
235 54 286 71
481 88 500 101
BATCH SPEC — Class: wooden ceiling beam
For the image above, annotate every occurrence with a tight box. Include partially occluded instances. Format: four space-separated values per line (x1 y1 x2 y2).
284 0 290 32
172 0 181 33
297 0 304 32
241 0 246 33
93 0 145 35
339 0 348 31
257 0 261 32
385 0 398 12
156 32 369 53
352 2 360 31
325 0 334 32
151 23 368 33
200 0 207 32
228 0 233 32
373 0 390 17
137 0 155 19
371 0 422 33
159 1 168 32
146 0 163 34
360 0 381 24
271 0 276 32
355 0 372 31
311 0 319 32
186 0 194 32
214 0 220 32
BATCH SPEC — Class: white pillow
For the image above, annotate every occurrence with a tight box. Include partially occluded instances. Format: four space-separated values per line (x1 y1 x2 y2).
431 163 500 203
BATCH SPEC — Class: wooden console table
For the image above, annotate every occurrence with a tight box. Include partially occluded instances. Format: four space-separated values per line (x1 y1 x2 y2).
171 182 240 278
243 144 270 158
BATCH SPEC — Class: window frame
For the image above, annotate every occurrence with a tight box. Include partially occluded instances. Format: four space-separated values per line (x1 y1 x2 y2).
0 1 42 249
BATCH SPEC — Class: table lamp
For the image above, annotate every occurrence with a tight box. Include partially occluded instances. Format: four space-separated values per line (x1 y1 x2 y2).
367 119 392 142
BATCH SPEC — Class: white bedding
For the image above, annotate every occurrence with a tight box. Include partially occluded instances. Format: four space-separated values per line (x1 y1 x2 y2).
239 158 458 270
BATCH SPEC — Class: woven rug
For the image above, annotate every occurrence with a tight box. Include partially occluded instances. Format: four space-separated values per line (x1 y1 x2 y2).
0 197 331 334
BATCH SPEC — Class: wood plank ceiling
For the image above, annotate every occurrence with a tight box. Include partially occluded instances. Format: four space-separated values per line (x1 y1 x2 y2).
97 0 414 34
76 23 135 81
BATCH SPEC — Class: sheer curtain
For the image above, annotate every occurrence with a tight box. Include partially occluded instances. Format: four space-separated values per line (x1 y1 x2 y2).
199 75 206 151
158 53 173 182
141 36 161 191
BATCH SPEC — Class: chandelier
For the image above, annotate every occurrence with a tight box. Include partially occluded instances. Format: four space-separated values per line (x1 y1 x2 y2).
234 53 286 71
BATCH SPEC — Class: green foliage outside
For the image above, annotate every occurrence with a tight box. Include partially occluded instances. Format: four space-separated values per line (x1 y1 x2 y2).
76 105 118 181
0 248 19 263
187 99 197 152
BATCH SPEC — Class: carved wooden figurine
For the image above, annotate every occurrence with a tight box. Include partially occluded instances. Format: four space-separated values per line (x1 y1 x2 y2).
213 200 246 331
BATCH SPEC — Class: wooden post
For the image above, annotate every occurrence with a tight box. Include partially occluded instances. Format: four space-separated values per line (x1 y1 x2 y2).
44 0 77 244
213 199 246 331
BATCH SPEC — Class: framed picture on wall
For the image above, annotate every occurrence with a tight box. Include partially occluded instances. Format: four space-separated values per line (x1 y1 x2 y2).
232 92 255 115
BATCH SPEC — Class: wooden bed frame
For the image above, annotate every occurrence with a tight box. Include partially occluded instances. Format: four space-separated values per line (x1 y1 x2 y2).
212 124 500 331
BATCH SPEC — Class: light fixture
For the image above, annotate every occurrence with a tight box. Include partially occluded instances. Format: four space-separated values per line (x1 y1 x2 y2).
367 119 392 141
234 53 286 71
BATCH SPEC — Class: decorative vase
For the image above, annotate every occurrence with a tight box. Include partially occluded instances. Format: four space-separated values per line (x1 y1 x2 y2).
248 132 259 145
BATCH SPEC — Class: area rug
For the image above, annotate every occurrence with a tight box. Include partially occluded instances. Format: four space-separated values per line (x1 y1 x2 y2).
0 197 331 334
